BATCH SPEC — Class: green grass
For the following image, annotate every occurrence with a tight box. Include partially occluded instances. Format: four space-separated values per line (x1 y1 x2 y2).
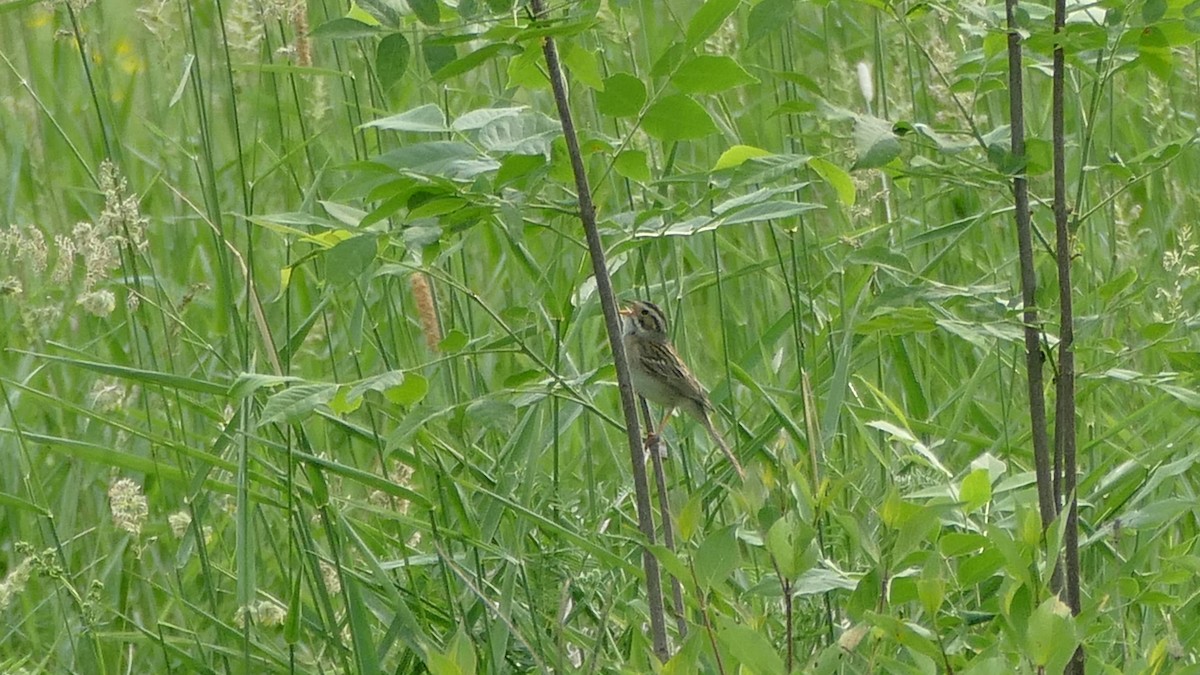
2 0 1200 672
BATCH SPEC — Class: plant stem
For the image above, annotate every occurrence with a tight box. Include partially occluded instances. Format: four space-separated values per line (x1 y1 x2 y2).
527 0 670 660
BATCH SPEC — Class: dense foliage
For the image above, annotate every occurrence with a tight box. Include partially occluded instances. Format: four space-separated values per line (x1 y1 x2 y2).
2 0 1200 672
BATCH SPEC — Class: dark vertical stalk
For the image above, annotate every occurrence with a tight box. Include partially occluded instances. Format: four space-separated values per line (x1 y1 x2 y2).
527 0 670 660
643 397 689 638
1004 0 1059 533
1052 0 1084 671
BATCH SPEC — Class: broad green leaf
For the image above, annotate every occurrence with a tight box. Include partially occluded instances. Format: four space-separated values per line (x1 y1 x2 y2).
478 112 560 156
960 468 991 514
853 114 901 169
650 42 689 78
434 43 523 82
438 329 469 352
677 492 704 541
712 144 772 170
648 544 692 587
387 373 429 406
346 2 383 26
672 55 758 94
686 0 740 47
561 42 603 89
505 46 548 89
1098 268 1137 301
1138 26 1173 79
466 399 517 431
362 103 448 132
377 33 410 91
748 0 794 44
356 0 399 26
451 106 525 131
808 157 856 207
495 153 546 187
766 515 816 579
422 38 457 75
408 0 439 25
375 141 498 179
716 618 787 675
326 235 377 285
321 201 367 227
258 383 338 426
311 17 382 39
614 150 651 182
693 525 739 590
917 574 945 617
595 73 646 118
643 94 718 141
1025 596 1077 670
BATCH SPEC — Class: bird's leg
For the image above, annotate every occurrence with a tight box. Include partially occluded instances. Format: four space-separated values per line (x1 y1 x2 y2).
644 407 674 458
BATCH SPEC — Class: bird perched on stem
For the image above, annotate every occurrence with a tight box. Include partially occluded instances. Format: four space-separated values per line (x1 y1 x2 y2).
619 299 746 479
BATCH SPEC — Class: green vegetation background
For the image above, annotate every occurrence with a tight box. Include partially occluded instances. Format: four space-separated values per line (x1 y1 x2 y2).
2 0 1199 672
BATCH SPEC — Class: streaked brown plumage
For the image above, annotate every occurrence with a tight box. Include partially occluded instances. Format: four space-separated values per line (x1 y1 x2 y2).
619 300 746 479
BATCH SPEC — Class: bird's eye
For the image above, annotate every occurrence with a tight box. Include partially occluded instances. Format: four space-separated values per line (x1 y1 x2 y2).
640 309 649 315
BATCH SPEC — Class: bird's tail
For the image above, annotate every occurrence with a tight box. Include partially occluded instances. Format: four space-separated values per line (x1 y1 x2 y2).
701 413 746 480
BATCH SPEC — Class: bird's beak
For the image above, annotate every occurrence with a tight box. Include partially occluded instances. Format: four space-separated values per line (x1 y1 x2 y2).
618 306 632 316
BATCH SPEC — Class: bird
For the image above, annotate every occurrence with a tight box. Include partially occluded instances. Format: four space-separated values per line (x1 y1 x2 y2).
619 299 746 479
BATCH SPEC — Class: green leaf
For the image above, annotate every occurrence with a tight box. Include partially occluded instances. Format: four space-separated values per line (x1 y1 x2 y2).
917 573 945 617
1098 268 1137 301
856 306 935 335
25 352 228 396
595 73 646 118
712 144 772 170
1025 596 1077 670
408 0 439 25
434 43 523 82
716 618 787 675
853 114 901 169
960 468 992 514
807 157 855 207
495 153 546 187
561 42 603 89
327 235 377 285
672 55 758 94
650 42 689 78
356 0 399 26
643 94 718 142
1137 26 1173 79
311 17 383 39
375 141 498 180
377 33 411 91
686 0 740 47
677 492 704 542
693 525 739 590
720 200 820 225
451 106 525 131
258 383 339 426
614 150 651 182
1143 0 1166 23
766 515 816 579
362 104 447 132
387 373 428 406
747 0 794 44
477 112 560 156
438 329 469 352
422 38 457 75
466 399 517 431
346 2 383 26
